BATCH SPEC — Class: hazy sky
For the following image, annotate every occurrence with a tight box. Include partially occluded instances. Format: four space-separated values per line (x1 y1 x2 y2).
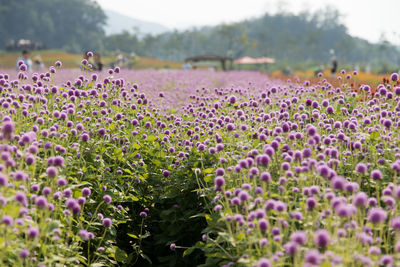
97 0 400 44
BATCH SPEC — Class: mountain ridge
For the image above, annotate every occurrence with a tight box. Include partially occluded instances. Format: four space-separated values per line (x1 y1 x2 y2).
104 10 169 36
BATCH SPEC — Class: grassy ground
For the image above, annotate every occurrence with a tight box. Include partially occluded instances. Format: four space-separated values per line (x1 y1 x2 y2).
270 69 396 90
0 50 183 70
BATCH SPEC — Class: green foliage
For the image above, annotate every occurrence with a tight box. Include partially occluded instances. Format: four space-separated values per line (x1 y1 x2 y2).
0 0 106 52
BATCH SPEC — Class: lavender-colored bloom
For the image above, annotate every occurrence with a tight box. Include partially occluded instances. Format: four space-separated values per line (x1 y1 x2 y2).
290 230 307 245
257 258 271 267
258 219 269 232
28 227 39 238
355 163 367 174
1 215 13 226
305 249 321 265
370 169 383 180
368 207 387 224
102 218 112 227
46 166 58 178
314 229 330 248
103 195 112 204
19 249 29 259
214 176 225 187
353 192 368 207
82 187 91 196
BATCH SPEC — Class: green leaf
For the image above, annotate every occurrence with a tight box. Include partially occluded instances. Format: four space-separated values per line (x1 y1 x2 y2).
146 135 158 142
203 168 214 174
115 247 128 263
140 253 152 264
128 233 138 239
183 247 196 257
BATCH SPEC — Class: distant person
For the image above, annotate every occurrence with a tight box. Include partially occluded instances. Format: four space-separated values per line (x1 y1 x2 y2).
33 55 45 71
16 50 33 72
331 58 337 77
94 53 103 71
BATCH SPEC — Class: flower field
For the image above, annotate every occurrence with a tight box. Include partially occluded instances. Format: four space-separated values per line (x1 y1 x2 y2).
1 60 400 267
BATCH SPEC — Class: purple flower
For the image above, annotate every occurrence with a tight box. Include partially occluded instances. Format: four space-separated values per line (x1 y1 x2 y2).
103 195 112 204
258 219 269 231
35 196 48 209
353 192 368 207
257 258 271 267
368 207 387 224
283 241 298 256
1 215 13 226
305 249 321 265
28 227 39 238
19 248 29 259
102 218 112 227
214 176 225 188
370 169 383 180
82 187 91 196
0 174 8 186
314 229 330 248
355 163 367 174
46 166 58 178
390 73 399 82
290 231 307 245
162 170 170 178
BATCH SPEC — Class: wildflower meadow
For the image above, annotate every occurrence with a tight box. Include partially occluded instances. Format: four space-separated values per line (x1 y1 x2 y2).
1 58 400 267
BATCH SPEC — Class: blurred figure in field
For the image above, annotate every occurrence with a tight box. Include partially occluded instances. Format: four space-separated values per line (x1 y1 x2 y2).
33 55 45 71
331 58 337 77
94 53 103 71
16 50 32 72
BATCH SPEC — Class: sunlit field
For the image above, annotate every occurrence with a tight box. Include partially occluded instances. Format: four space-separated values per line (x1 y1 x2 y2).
1 59 400 266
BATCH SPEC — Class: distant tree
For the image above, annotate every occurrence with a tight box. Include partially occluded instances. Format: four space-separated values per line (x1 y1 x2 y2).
0 0 106 52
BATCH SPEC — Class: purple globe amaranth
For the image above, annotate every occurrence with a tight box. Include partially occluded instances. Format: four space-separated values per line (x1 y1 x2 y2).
391 73 399 82
257 258 271 267
258 218 269 232
368 207 387 224
214 176 225 187
370 169 383 180
314 229 330 248
102 218 112 227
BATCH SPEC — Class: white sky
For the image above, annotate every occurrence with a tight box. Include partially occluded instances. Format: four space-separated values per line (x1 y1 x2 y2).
97 0 400 44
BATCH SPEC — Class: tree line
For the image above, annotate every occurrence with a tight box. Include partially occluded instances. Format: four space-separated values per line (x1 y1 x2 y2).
1 0 398 71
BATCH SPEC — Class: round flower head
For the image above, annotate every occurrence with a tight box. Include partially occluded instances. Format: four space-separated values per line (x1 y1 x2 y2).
27 227 39 238
1 215 13 226
102 218 112 227
290 230 307 245
46 166 58 178
355 163 367 174
19 248 29 259
305 249 321 265
103 195 112 204
370 169 383 180
314 229 330 248
82 187 91 196
258 219 269 232
257 258 271 267
1 121 15 139
0 174 8 186
368 207 387 224
353 192 368 207
214 176 225 188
